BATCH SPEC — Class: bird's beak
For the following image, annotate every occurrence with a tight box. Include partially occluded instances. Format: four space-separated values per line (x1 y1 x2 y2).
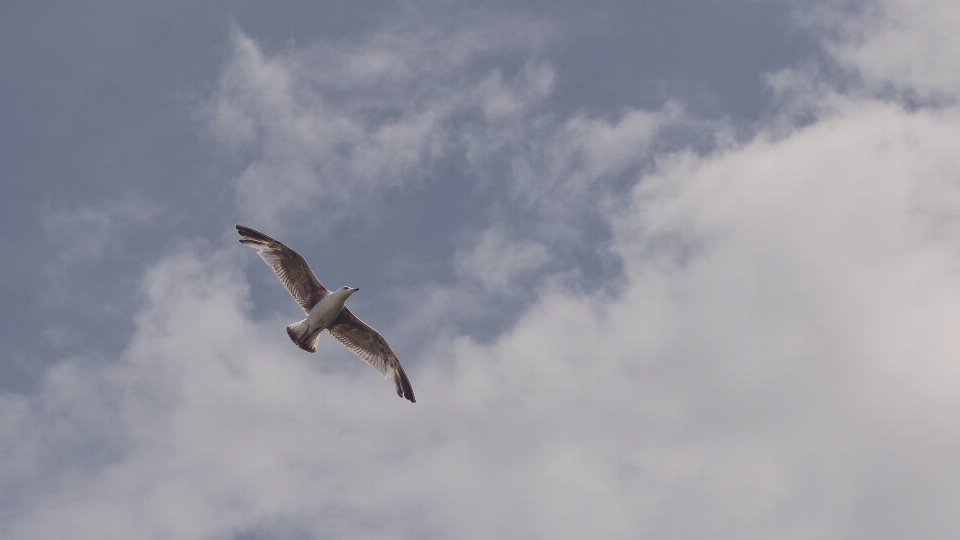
351 287 359 292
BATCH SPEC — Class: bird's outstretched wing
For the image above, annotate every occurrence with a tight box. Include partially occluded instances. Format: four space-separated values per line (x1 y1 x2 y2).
328 308 416 403
236 225 327 313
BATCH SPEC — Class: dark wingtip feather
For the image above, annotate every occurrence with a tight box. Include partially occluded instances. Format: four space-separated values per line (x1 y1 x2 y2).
236 224 278 244
395 364 416 403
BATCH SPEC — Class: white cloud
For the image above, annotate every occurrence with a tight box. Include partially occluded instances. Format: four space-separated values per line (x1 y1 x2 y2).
207 20 556 232
454 227 551 293
617 98 960 537
42 197 160 270
7 2 960 539
204 17 685 347
8 96 960 538
811 0 960 100
207 20 680 243
508 103 686 215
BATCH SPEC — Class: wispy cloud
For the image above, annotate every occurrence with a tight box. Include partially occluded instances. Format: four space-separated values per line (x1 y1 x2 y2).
5 1 960 538
805 0 960 102
205 15 688 338
42 197 160 271
454 227 551 293
37 197 162 351
207 18 557 232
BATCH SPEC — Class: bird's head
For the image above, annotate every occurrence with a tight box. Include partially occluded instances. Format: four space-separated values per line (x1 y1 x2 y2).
338 286 359 296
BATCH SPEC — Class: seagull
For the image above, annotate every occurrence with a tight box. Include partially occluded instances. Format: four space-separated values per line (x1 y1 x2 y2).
236 225 415 403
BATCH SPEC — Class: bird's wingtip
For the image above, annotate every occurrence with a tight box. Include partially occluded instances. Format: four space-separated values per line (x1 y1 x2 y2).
394 364 416 403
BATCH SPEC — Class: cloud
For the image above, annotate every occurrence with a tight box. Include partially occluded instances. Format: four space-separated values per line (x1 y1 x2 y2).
508 102 688 213
42 197 160 272
8 99 960 539
206 19 683 244
204 17 686 343
207 19 556 232
454 227 551 293
620 97 960 537
37 197 162 351
6 2 960 539
809 0 960 101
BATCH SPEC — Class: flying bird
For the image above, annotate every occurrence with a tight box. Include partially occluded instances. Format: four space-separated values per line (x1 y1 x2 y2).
236 225 415 403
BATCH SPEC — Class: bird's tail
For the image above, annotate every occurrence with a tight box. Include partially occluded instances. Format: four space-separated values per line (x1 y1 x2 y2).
286 318 321 353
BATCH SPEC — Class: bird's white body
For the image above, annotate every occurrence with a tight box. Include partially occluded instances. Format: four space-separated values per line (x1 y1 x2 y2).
306 287 357 332
287 287 358 352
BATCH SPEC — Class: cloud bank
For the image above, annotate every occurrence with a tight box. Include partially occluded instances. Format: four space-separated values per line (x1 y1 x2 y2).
4 2 960 538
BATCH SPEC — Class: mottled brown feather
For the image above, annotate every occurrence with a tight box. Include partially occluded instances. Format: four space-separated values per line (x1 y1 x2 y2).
328 308 416 403
236 225 327 313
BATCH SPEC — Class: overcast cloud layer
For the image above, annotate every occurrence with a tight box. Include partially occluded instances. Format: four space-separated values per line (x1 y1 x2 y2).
2 1 960 538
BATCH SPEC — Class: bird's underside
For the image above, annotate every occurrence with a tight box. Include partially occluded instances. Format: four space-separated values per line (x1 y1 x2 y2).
236 224 415 403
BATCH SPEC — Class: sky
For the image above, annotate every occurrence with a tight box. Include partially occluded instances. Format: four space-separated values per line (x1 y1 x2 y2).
1 0 959 538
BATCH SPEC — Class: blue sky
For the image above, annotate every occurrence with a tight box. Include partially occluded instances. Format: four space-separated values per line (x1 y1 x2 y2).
2 1 960 538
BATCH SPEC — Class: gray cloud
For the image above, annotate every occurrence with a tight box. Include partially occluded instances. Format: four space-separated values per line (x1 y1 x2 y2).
4 1 960 539
809 0 960 102
207 19 556 231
